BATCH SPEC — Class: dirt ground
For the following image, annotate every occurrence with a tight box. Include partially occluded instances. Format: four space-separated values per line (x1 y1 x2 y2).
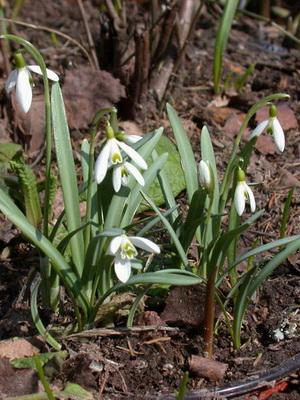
0 1 299 399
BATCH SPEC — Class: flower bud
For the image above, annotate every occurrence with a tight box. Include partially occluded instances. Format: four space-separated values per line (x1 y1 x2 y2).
198 160 212 190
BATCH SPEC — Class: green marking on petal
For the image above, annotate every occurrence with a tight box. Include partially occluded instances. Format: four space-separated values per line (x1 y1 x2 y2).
111 152 122 164
120 238 138 259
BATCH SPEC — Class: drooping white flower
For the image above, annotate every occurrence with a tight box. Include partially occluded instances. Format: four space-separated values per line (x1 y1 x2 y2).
112 161 145 192
249 105 285 152
234 168 256 216
198 160 212 190
5 52 59 113
108 234 160 282
95 123 147 185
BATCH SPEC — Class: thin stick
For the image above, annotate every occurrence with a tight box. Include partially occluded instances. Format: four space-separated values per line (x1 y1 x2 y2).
0 17 95 66
76 0 99 69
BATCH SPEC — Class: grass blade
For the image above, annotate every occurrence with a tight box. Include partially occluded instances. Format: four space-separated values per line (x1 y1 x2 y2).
167 103 198 203
51 83 84 276
213 0 239 93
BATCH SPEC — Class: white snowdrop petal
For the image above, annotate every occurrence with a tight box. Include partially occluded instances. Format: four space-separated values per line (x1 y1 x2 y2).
114 257 132 283
110 139 123 164
27 65 59 82
245 184 256 213
16 68 32 113
125 135 143 144
94 141 111 183
124 162 145 186
234 182 246 216
129 237 160 254
113 166 122 192
5 69 18 93
249 119 269 139
272 118 285 152
117 141 148 170
108 235 123 255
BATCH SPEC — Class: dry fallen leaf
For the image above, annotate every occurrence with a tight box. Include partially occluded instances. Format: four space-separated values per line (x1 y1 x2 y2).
63 66 126 130
12 94 45 156
0 338 40 360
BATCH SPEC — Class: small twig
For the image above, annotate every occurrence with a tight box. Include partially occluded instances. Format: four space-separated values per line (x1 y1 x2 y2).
158 0 204 105
153 2 177 61
0 17 95 66
98 368 110 398
66 325 179 339
76 0 99 70
143 336 171 345
177 0 196 48
132 26 150 110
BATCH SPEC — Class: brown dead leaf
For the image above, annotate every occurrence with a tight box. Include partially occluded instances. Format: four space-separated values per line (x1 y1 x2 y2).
189 355 228 381
208 95 229 108
0 338 40 360
278 168 300 188
119 121 143 136
12 93 45 155
0 357 38 396
161 285 206 328
0 215 17 243
223 112 248 138
255 135 276 155
63 66 126 130
136 311 165 326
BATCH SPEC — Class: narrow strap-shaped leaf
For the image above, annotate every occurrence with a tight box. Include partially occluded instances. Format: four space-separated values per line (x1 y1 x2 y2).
137 205 179 237
91 269 203 321
31 276 61 350
209 210 264 272
167 104 198 203
140 190 189 268
232 237 300 348
201 125 219 240
213 0 239 93
152 149 178 223
51 83 84 276
121 153 168 227
232 265 258 349
179 188 207 252
0 187 89 315
220 234 300 284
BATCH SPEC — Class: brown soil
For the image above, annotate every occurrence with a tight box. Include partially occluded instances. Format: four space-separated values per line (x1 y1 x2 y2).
0 1 300 399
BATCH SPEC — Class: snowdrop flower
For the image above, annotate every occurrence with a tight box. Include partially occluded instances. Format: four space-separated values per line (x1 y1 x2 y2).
234 168 256 216
112 161 145 192
198 160 212 191
249 105 285 152
95 122 147 184
108 234 160 282
5 52 59 113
